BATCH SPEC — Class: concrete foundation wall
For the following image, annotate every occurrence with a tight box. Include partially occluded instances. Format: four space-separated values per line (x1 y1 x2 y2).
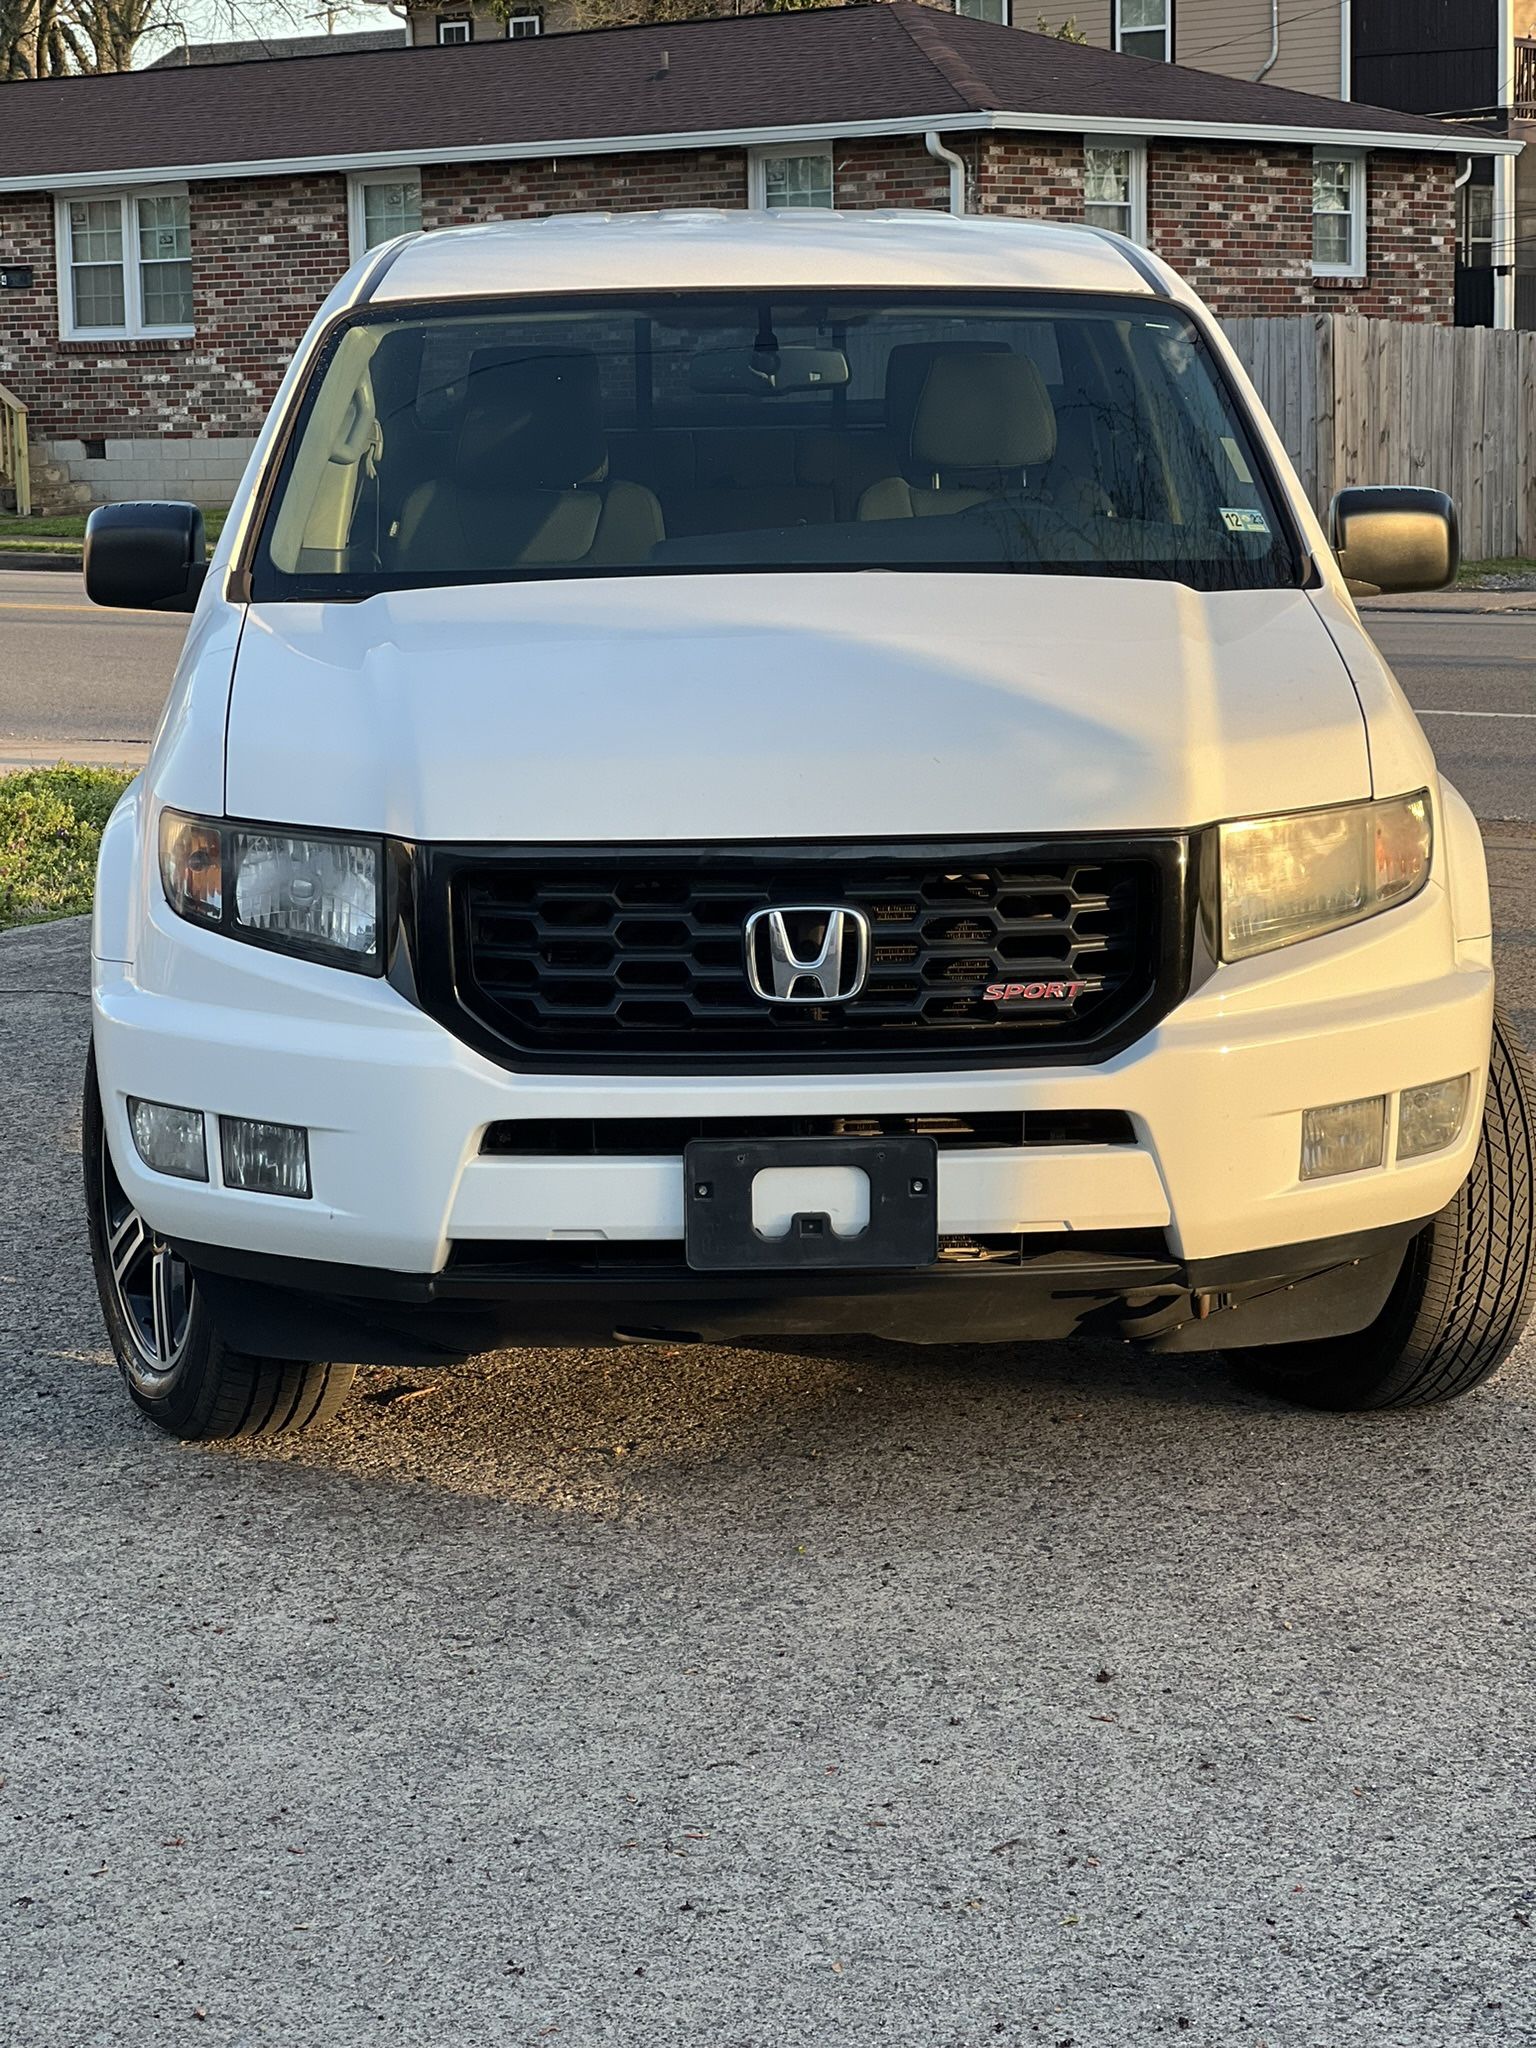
37 434 257 508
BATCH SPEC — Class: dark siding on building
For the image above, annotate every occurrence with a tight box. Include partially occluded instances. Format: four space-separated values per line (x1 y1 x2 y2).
1352 0 1500 121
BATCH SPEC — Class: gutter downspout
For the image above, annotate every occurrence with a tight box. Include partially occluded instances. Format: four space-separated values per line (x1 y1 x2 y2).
924 130 967 215
1340 0 1351 100
1454 151 1474 280
1495 0 1515 329
1254 0 1279 82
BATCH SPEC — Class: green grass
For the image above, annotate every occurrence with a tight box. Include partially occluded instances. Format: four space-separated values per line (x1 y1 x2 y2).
0 766 134 930
1458 555 1536 585
0 514 97 539
0 508 227 550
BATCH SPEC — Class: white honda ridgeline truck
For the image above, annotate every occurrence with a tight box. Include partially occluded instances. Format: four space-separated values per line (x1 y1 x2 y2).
82 211 1535 1439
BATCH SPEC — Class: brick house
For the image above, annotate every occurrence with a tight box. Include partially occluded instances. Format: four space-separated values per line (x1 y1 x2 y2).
0 2 1514 507
393 0 1350 102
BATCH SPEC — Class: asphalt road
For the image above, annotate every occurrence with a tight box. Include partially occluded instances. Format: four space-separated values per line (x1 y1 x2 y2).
1368 611 1536 825
4 927 1533 2048
2 583 1534 2045
0 569 185 766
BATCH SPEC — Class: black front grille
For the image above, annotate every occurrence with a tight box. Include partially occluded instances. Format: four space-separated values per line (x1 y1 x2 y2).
480 1111 1139 1155
410 839 1190 1070
442 1226 1175 1281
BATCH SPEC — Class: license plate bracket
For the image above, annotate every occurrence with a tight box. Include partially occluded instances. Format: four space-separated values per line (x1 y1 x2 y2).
684 1136 939 1272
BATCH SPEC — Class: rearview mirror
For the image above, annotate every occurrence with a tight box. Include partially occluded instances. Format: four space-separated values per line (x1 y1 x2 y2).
84 501 207 613
1328 485 1459 597
688 345 849 397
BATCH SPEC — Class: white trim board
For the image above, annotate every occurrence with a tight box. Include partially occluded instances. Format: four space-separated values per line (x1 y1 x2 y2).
6 106 1519 197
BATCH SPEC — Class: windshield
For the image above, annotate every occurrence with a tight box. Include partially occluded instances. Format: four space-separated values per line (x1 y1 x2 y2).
250 290 1300 600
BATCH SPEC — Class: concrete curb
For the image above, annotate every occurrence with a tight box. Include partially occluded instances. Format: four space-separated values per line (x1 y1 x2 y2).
0 548 82 572
1 742 148 774
1361 591 1536 616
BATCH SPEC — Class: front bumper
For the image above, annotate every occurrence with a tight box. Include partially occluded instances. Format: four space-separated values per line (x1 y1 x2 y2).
94 876 1494 1351
174 1219 1427 1362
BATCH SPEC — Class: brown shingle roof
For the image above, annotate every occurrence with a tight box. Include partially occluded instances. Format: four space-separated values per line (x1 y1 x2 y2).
145 28 406 68
0 3 1500 188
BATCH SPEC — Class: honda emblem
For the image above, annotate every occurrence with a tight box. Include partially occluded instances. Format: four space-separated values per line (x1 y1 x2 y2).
744 905 871 1004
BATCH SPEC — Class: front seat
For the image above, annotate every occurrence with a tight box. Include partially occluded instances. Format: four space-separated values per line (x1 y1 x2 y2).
396 347 664 570
857 350 1058 520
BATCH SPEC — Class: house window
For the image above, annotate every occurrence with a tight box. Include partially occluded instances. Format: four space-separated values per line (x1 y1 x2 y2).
57 189 193 340
1459 181 1493 267
1083 143 1147 245
1114 0 1171 60
505 11 541 33
954 0 1008 21
1312 150 1365 276
436 16 472 42
348 173 424 260
749 148 834 210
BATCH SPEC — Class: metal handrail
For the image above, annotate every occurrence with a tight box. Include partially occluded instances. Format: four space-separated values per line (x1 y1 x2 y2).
0 378 30 519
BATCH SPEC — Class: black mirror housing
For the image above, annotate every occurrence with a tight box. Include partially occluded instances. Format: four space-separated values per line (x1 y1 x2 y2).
84 501 208 613
1328 485 1459 598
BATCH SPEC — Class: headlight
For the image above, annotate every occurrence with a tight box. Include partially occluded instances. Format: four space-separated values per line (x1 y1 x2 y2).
158 809 384 974
1217 792 1431 962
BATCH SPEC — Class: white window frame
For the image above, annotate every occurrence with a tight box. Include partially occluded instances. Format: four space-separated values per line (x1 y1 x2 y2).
1459 179 1494 268
1113 0 1172 61
1082 139 1148 247
346 169 424 262
1311 148 1366 279
505 12 542 34
436 15 472 41
747 145 835 211
953 0 1010 22
54 185 194 342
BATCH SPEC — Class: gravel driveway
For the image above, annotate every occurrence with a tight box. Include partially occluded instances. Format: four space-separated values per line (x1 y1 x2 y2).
2 917 1532 2048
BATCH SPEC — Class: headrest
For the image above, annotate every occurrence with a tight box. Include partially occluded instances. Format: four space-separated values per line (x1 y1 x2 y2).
459 347 607 490
883 339 1009 454
909 351 1057 476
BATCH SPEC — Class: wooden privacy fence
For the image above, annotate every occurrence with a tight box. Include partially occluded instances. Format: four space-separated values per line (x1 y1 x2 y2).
1224 314 1536 564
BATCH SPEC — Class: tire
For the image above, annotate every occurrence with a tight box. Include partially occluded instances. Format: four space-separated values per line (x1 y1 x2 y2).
1234 1005 1536 1411
83 1045 356 1440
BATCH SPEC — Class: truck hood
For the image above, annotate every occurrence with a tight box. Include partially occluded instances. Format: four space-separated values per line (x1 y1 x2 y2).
227 574 1369 839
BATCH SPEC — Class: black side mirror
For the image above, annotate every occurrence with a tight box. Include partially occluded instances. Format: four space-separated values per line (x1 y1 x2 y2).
1328 485 1459 598
83 501 208 613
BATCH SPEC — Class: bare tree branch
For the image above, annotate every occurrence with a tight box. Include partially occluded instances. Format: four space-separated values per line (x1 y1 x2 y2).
1 0 375 72
63 0 169 70
2 0 83 77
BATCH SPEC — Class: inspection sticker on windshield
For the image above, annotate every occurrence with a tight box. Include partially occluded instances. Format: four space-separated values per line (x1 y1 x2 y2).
1220 507 1271 536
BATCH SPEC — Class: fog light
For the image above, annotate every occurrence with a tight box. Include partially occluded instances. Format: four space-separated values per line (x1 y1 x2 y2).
1398 1074 1471 1160
1301 1096 1387 1180
128 1098 208 1181
220 1117 311 1199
